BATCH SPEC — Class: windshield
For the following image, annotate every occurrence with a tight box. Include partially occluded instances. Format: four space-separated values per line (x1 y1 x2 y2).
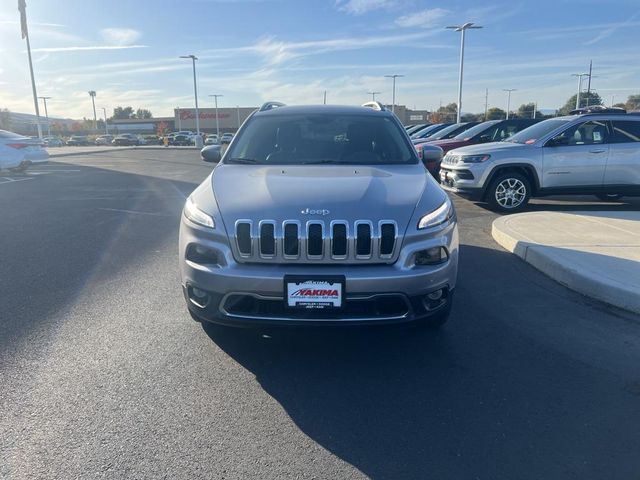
225 114 417 165
452 121 499 141
505 119 572 144
410 124 447 139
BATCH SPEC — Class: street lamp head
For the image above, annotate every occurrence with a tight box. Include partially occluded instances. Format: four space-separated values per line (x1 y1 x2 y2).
447 22 482 31
180 54 198 60
88 90 96 97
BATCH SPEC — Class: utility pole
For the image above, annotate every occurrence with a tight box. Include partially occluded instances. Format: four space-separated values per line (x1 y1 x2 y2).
367 91 381 101
38 96 51 136
587 60 593 95
384 74 404 113
236 105 241 128
177 106 181 131
101 107 108 134
484 88 488 121
209 94 223 139
503 89 516 119
19 0 42 139
447 22 483 123
533 102 537 119
323 90 327 105
88 91 97 130
179 55 200 138
571 73 589 109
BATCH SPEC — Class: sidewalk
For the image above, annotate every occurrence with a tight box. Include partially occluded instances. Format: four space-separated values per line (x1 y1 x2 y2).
46 145 199 158
492 211 640 314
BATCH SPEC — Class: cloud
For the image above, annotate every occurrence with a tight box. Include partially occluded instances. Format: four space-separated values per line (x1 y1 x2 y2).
30 45 148 53
100 28 142 46
335 0 396 15
395 8 449 28
585 12 640 45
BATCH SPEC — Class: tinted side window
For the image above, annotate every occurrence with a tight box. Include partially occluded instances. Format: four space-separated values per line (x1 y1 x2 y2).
611 120 640 143
561 120 609 146
490 121 524 141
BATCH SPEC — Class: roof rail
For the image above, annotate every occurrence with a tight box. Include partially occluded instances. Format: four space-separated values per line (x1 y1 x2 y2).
569 106 627 115
259 101 286 112
361 101 386 111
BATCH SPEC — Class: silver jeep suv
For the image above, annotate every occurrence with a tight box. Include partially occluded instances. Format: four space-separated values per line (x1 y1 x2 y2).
179 102 459 327
439 108 640 212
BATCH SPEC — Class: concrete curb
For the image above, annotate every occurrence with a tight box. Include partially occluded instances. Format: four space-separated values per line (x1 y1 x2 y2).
47 146 200 158
492 215 640 314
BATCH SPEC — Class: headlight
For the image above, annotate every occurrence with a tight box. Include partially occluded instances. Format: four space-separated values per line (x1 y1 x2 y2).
184 196 215 228
418 196 453 229
460 154 491 163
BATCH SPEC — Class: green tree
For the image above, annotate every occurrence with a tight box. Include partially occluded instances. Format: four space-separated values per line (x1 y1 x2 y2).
133 108 153 119
625 94 640 111
558 92 602 115
112 106 135 119
0 108 12 130
431 103 457 123
461 112 482 122
486 107 506 120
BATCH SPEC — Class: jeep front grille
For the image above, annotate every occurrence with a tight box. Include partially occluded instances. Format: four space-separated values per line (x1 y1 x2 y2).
233 219 399 264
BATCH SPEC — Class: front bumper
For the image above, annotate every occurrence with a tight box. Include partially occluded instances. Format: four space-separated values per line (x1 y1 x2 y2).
439 166 485 200
179 218 459 326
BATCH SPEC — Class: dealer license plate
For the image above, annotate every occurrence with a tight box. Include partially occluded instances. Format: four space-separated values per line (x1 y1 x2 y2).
285 276 344 309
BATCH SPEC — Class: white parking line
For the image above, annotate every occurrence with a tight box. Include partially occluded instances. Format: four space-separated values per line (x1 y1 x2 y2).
0 177 34 185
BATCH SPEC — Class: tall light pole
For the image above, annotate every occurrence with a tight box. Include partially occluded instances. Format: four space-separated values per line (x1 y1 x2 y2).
38 96 51 136
367 91 381 101
236 105 241 128
447 22 483 123
88 91 97 131
180 55 200 136
503 89 516 119
384 74 404 113
571 73 589 110
611 94 616 106
484 88 489 121
101 107 108 134
323 90 327 105
177 106 182 131
209 94 223 138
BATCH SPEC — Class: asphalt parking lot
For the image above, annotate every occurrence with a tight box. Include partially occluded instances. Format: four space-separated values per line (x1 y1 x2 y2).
2 150 640 479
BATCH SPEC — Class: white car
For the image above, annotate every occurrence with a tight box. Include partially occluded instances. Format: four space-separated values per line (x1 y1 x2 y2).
205 134 219 145
0 130 49 171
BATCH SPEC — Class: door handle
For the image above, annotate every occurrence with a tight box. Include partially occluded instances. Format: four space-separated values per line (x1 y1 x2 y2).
589 149 606 154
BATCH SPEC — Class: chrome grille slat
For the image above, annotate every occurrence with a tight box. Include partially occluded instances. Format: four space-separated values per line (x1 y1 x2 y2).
232 219 399 264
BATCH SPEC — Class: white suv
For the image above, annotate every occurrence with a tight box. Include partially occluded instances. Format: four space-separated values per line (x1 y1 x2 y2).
439 109 640 212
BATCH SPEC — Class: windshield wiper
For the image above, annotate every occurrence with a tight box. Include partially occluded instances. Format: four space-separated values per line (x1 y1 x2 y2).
225 157 260 164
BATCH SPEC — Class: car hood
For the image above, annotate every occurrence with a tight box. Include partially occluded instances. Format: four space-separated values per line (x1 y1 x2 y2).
209 164 428 229
447 141 530 155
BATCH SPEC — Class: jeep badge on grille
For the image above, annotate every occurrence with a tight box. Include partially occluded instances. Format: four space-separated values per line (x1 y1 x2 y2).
301 208 330 215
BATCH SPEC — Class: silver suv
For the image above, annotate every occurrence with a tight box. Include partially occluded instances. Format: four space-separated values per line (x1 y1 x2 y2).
439 109 640 212
179 102 459 327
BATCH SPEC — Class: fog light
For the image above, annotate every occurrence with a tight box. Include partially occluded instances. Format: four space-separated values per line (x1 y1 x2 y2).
192 287 207 299
188 286 210 308
415 247 448 266
427 289 443 300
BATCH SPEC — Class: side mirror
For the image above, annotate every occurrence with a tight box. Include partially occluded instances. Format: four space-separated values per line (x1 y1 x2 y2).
478 134 491 143
547 135 569 147
417 144 444 164
201 145 221 163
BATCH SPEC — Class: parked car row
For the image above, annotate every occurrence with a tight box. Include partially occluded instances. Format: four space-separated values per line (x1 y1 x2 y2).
428 107 640 212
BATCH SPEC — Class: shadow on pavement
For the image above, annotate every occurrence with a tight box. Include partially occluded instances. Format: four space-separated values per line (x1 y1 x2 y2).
202 243 640 479
0 162 200 350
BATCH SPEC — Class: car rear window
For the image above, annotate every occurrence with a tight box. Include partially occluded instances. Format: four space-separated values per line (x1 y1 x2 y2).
225 114 417 165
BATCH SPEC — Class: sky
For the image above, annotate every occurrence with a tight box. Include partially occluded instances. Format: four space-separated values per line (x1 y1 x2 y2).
1 0 639 120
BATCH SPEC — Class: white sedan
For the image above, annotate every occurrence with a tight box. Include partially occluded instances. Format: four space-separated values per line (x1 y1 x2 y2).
0 130 49 171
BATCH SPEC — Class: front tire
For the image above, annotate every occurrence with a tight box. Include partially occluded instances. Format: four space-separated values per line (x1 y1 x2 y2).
486 172 531 213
